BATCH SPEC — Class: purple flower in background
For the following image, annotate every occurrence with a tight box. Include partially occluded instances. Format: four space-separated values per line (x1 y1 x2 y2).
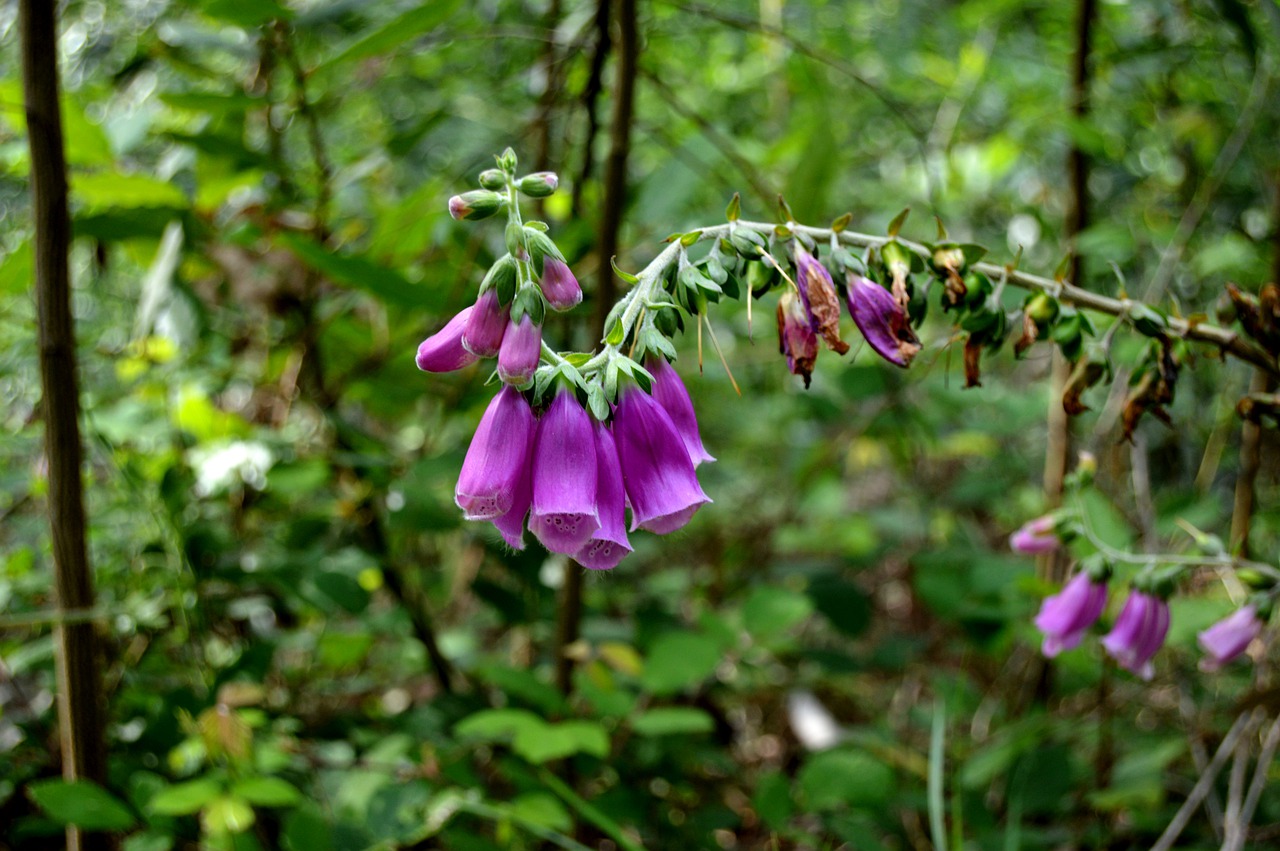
462 289 509 357
844 273 921 368
529 389 600 554
497 314 542 385
1102 590 1170 679
455 386 536 520
777 291 819 387
416 306 479 373
794 246 849 355
538 258 583 311
1198 605 1264 671
1010 515 1060 555
613 384 711 534
646 356 714 467
574 421 632 570
1034 571 1108 657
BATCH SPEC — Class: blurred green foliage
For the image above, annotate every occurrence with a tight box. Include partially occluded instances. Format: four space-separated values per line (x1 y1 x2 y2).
2 0 1280 848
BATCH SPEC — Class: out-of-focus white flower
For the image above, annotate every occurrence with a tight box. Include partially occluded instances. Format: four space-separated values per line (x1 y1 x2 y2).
787 690 843 751
190 440 273 496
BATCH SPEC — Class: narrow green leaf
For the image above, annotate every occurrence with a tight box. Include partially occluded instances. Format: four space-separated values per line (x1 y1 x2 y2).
610 257 640 284
725 192 740 222
887 207 910 237
317 0 465 72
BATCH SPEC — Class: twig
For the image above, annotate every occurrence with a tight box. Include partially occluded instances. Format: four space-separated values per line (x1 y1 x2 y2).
1226 715 1280 851
1150 712 1252 851
571 0 612 217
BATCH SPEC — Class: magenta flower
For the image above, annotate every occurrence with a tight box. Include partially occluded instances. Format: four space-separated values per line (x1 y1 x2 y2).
497 314 542 385
1102 590 1170 679
844 273 921 368
613 384 711 534
777 291 819 387
1034 571 1108 657
529 389 600 554
1198 605 1263 671
455 386 536 520
462 289 509 357
1010 515 1059 555
491 456 533 550
794 246 849 355
416 306 479 373
538 257 582 312
646 356 714 467
574 421 632 570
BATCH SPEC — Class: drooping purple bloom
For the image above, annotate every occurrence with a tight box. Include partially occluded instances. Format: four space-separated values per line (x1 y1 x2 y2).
416 306 480 373
574 421 632 570
462 289 509 358
646 356 714 467
529 389 600 554
1010 515 1059 555
538 257 582 312
497 314 542 385
491 450 533 550
613 384 711 534
844 273 921 368
794 246 849 355
1034 571 1108 657
455 386 536 520
777 291 819 387
1102 590 1170 679
1198 605 1263 671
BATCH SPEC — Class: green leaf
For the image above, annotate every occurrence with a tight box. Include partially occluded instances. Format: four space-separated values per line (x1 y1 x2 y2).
610 256 640 284
509 792 573 833
28 779 138 831
231 777 303 808
149 777 224 816
799 749 894 811
725 192 740 222
605 318 625 346
455 708 544 743
513 721 610 764
887 207 910 238
317 0 465 72
199 0 292 27
202 794 256 834
807 576 872 638
73 172 187 212
742 587 813 641
752 773 794 830
278 233 426 310
641 631 722 695
631 707 715 737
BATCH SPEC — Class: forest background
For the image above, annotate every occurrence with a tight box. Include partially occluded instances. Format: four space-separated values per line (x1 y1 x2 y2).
3 0 1280 849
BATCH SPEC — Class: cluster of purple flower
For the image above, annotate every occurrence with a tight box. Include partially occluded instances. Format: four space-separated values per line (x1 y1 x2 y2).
1012 516 1268 677
776 246 921 387
453 359 711 570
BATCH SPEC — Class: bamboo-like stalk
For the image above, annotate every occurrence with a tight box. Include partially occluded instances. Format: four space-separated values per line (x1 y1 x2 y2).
20 1 109 848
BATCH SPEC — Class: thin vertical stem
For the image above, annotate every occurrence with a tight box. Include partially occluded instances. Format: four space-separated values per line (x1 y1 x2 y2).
20 1 109 848
571 0 613 217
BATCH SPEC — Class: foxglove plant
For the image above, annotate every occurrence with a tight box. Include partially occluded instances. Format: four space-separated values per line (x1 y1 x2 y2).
1034 568 1109 657
530 388 600 554
1198 604 1265 671
416 306 478 373
1102 589 1170 680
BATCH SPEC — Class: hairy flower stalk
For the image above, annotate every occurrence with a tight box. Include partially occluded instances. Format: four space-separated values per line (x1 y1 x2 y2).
1102 590 1170 679
416 306 479 373
455 386 537 520
1034 571 1108 657
1198 605 1264 671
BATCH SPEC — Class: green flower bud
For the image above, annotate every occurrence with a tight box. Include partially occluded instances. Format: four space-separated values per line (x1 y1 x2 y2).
518 172 558 198
448 190 505 221
478 169 507 190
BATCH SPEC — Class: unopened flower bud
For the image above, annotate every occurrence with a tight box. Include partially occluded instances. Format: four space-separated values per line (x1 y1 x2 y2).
518 172 559 198
448 190 504 221
478 169 507 190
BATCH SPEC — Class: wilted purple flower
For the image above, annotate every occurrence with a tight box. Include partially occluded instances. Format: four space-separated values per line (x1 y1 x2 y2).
497 314 542 385
1034 571 1108 657
455 386 536 520
417 306 479 373
462 289 509 358
777 291 819 387
1010 515 1059 555
844 273 921 368
794 246 850 355
574 421 632 570
1102 590 1170 679
646 356 714 467
530 389 600 554
538 257 583 311
613 384 711 534
1198 605 1263 671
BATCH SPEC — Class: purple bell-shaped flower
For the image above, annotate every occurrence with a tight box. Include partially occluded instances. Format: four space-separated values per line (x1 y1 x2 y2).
574 421 632 570
1033 571 1108 657
462 289 509 358
529 389 600 554
455 386 536 520
497 314 542 385
538 257 583 312
1102 590 1170 680
646 356 714 467
1198 605 1264 671
844 273 921 368
613 384 711 534
416 306 479 373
